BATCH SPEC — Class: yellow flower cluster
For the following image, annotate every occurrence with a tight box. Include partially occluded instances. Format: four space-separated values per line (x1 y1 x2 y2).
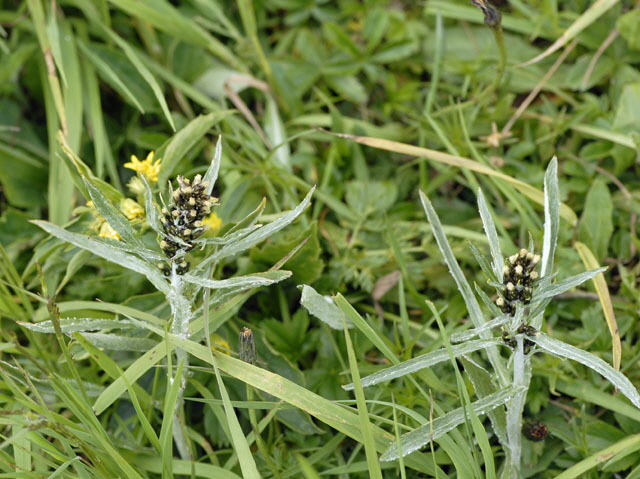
202 212 222 233
124 152 162 183
86 198 145 241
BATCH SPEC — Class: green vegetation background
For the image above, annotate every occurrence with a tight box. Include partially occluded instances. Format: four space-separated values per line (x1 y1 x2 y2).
1 0 639 477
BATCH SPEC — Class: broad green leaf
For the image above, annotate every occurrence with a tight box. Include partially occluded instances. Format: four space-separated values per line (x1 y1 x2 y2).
343 339 503 391
617 11 640 50
578 179 613 260
380 386 524 461
613 83 640 132
299 285 349 330
531 333 640 408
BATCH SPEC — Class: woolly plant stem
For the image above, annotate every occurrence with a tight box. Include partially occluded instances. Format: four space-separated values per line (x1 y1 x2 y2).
169 267 192 460
502 337 531 479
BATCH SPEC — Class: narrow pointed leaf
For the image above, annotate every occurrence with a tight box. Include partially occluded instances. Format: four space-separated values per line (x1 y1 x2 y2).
32 220 169 294
420 190 509 386
181 270 291 290
203 136 222 195
535 267 607 300
477 189 503 282
83 178 144 248
531 333 640 408
343 339 503 391
20 318 131 333
198 187 314 269
380 386 524 461
541 157 560 278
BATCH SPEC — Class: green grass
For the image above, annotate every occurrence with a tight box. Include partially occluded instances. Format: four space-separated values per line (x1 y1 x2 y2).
1 0 640 477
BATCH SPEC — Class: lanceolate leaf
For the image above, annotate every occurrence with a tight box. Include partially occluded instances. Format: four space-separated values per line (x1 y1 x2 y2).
541 157 560 279
83 178 144 248
420 190 509 386
20 318 132 333
32 220 169 294
531 333 640 409
181 271 291 290
203 136 222 195
477 188 503 282
343 339 503 391
198 187 314 270
380 386 524 461
534 267 607 300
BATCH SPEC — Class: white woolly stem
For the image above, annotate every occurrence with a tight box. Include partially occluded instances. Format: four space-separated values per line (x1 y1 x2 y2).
169 262 192 461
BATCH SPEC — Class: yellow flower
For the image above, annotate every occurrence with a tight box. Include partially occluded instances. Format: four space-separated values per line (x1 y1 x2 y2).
120 198 144 220
124 151 162 183
210 333 231 355
99 222 121 240
202 212 222 233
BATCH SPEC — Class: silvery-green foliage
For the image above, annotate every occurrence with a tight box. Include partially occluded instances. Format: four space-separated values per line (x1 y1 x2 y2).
299 284 352 330
32 142 312 345
339 158 638 473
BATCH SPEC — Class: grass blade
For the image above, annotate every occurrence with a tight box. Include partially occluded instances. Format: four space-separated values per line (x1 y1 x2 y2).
520 0 619 66
575 241 621 370
343 323 383 479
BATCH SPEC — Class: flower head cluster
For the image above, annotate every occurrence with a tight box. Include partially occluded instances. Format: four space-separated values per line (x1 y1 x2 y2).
158 174 218 275
495 248 540 315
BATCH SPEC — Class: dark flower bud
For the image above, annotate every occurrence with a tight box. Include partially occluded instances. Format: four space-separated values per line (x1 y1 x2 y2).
239 327 256 365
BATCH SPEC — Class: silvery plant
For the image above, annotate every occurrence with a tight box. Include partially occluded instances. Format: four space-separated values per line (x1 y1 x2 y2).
30 139 313 459
306 158 639 478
